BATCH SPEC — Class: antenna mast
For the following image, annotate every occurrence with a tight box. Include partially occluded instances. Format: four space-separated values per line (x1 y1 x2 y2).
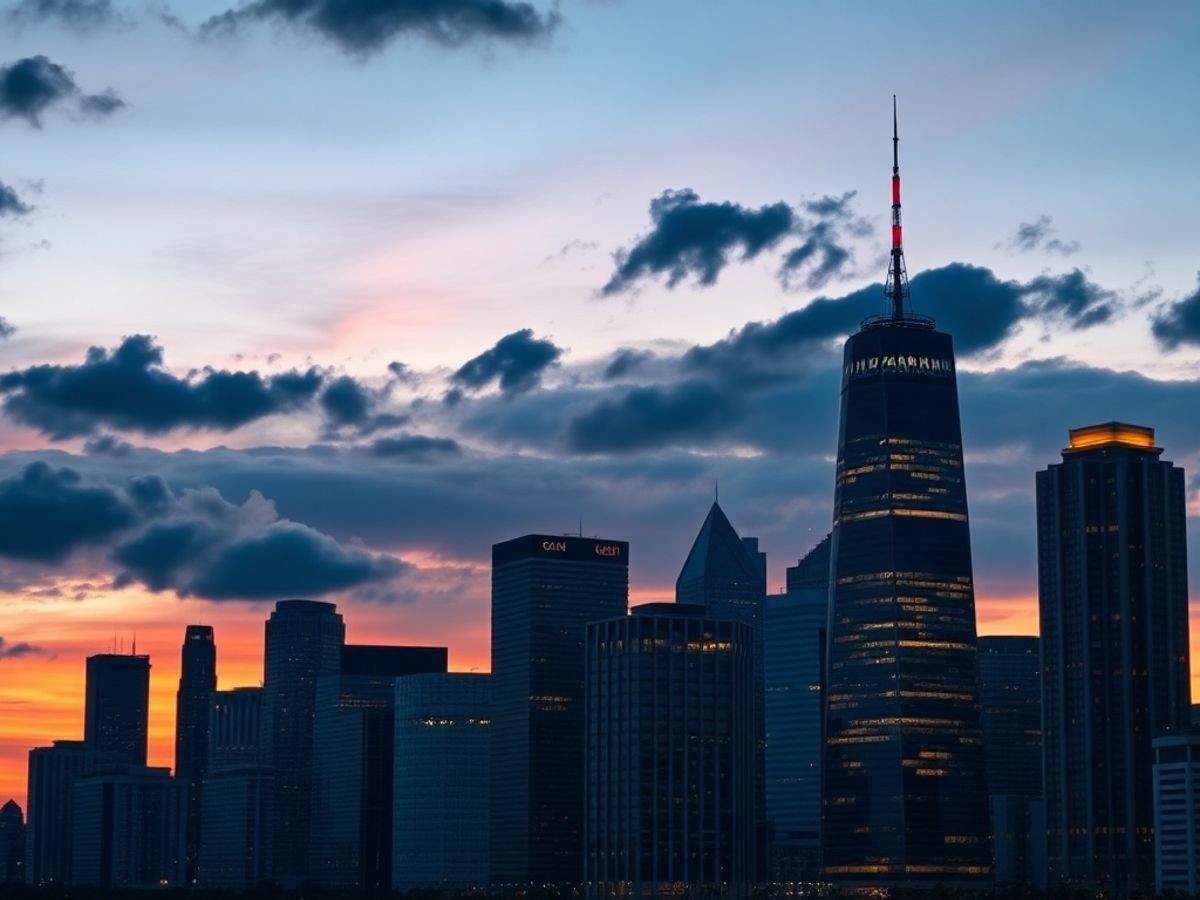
885 95 911 319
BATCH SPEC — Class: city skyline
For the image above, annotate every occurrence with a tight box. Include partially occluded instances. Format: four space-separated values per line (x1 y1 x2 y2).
2 0 1200 820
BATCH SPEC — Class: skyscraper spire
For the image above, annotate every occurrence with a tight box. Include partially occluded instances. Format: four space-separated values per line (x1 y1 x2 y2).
885 94 911 319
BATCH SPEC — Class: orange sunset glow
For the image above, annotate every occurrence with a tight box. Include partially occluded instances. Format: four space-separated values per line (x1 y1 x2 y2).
5 585 1200 812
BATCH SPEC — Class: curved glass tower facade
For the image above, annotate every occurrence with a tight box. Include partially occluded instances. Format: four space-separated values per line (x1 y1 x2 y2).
822 318 990 885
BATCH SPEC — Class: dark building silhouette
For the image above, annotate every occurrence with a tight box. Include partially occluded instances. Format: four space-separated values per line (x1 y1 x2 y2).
261 599 345 884
25 740 87 884
208 687 263 771
84 653 150 768
310 646 447 889
70 766 184 888
200 767 272 890
175 625 216 885
341 643 447 676
677 501 766 879
822 104 990 886
393 673 492 891
0 799 24 884
201 687 270 890
585 603 755 897
1037 423 1191 892
978 636 1044 886
765 535 829 882
490 534 629 886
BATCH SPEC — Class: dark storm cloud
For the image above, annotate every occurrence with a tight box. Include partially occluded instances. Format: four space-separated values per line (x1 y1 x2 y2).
1005 214 1079 256
7 0 120 30
0 55 124 127
202 0 561 57
682 263 1122 384
0 317 14 339
0 461 137 562
0 460 405 600
567 380 745 454
779 192 871 290
367 434 461 460
602 189 868 296
779 223 852 291
387 360 418 385
0 180 33 217
601 189 795 295
603 348 655 380
319 374 408 436
174 522 406 601
1152 275 1200 350
0 334 324 438
450 328 562 398
1024 268 1117 329
0 636 48 659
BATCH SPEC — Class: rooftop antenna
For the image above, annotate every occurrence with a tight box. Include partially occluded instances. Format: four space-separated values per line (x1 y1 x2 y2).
714 480 719 504
884 94 911 320
132 632 136 656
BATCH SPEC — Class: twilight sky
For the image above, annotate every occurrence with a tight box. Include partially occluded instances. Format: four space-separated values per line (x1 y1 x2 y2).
2 0 1200 807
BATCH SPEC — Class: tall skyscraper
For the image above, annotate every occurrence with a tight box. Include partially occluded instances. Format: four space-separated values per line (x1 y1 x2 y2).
490 534 629 886
765 535 829 882
978 636 1044 886
310 646 447 889
585 603 755 897
25 741 87 884
676 501 766 879
393 673 492 892
0 799 24 884
201 687 270 890
822 101 990 886
175 625 216 885
1038 422 1191 891
261 599 344 884
84 653 151 768
70 766 184 888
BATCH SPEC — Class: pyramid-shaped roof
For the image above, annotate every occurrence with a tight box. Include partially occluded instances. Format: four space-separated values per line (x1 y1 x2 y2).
676 502 763 594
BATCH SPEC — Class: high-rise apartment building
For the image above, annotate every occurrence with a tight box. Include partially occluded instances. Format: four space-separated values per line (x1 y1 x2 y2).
978 636 1044 886
25 741 87 884
393 673 492 891
822 103 990 886
1038 423 1191 891
490 534 629 885
765 535 829 882
1152 733 1200 895
585 603 755 897
309 646 447 889
261 599 344 884
84 653 150 768
175 625 216 885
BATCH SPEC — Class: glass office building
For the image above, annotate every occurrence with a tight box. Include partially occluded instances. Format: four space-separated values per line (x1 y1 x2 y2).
822 319 990 885
585 604 754 898
309 647 446 889
490 534 629 886
978 635 1044 886
25 741 87 885
1038 423 1191 892
764 535 829 883
393 673 491 891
